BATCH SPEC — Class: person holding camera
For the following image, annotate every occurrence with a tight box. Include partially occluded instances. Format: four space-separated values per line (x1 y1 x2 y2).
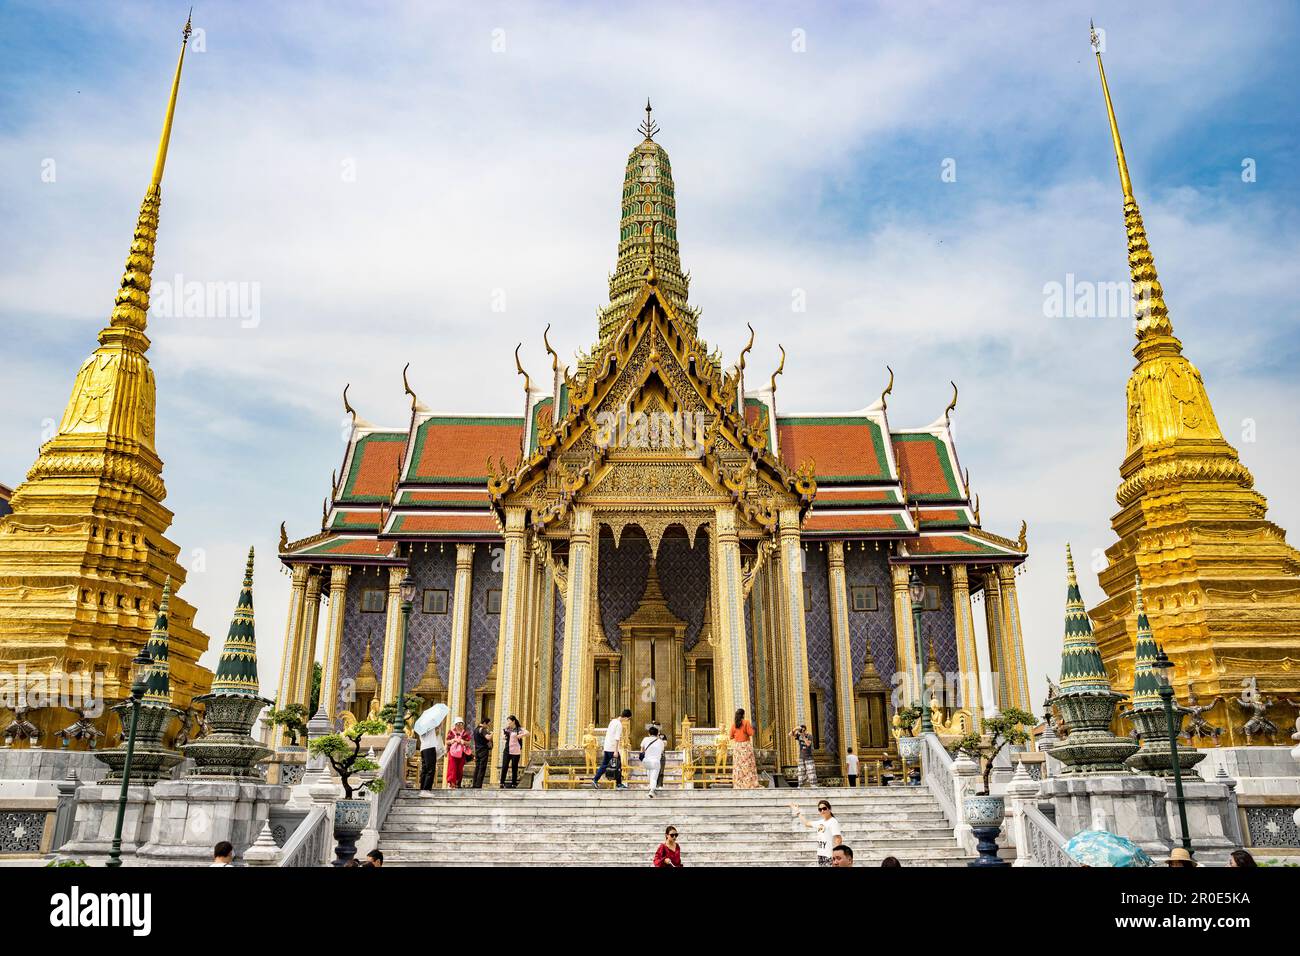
499 715 528 789
791 725 817 786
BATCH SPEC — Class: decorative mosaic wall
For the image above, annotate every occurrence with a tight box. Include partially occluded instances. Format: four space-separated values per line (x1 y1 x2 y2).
843 545 897 689
915 564 958 698
657 531 710 650
464 543 503 725
550 586 565 737
597 528 650 649
803 545 837 756
404 546 456 690
338 566 390 715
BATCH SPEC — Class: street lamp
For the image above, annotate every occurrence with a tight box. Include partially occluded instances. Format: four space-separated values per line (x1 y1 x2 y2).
106 645 153 868
1153 644 1193 856
908 567 933 734
391 572 417 742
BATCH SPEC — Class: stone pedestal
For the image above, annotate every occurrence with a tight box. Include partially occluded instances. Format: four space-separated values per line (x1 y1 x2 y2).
1167 780 1236 865
1041 773 1171 857
135 779 288 865
0 748 107 798
58 783 158 864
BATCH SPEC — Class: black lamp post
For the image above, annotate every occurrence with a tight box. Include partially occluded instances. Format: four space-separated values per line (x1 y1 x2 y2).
106 645 153 868
908 568 933 734
1153 644 1193 856
391 573 417 743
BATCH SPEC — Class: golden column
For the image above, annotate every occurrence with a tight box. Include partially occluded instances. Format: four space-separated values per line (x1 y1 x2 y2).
446 543 475 718
891 564 921 706
379 565 406 707
950 564 985 719
827 542 858 772
521 547 540 734
275 564 310 710
764 555 790 753
777 507 812 764
982 571 1009 710
291 571 323 708
318 565 350 725
557 506 595 747
997 566 1032 710
714 507 752 717
491 508 529 781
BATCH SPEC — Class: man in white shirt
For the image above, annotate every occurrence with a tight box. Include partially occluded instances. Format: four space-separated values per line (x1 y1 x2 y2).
593 708 631 789
418 718 443 791
845 747 859 788
640 729 668 797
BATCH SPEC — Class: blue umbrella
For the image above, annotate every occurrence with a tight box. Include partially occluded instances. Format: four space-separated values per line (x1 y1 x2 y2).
1063 829 1156 867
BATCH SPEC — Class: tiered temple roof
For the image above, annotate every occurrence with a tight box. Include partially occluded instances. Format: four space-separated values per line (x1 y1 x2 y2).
281 104 1025 569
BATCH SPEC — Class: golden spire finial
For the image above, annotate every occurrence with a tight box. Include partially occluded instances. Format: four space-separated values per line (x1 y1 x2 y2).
638 98 659 140
1090 24 1176 347
1091 21 1132 200
151 10 194 189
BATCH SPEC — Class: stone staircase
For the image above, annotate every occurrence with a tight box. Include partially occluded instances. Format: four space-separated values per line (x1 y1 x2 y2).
378 786 974 867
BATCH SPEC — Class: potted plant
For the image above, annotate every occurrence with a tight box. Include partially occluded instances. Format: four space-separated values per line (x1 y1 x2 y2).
308 718 388 866
893 705 925 782
266 702 309 748
377 692 424 737
948 707 1034 867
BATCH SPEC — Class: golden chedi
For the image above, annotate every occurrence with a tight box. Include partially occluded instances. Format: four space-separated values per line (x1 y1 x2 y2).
0 17 211 746
1085 27 1300 747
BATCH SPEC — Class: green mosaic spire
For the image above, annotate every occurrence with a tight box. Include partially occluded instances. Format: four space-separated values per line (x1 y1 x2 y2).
1129 574 1163 711
1058 544 1112 695
597 100 696 344
210 547 261 697
142 577 173 705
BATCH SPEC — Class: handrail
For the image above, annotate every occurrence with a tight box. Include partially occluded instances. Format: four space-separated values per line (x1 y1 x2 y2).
919 732 957 826
278 805 331 867
371 734 407 832
1019 802 1079 867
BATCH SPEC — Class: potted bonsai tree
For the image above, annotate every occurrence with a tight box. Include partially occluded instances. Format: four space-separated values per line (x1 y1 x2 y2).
948 707 1034 867
266 702 309 748
893 704 925 783
308 718 389 866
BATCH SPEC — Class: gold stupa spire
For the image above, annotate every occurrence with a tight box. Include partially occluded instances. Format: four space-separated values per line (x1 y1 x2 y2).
1090 21 1175 352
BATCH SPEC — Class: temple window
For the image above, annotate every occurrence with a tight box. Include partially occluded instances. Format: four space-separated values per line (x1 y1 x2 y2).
850 585 878 612
361 588 386 613
923 585 940 611
486 588 502 615
422 588 448 614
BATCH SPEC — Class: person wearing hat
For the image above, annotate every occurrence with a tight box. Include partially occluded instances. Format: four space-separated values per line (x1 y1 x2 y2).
445 717 473 788
1165 847 1197 868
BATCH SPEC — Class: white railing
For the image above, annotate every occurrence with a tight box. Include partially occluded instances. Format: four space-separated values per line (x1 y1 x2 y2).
919 732 957 826
278 805 331 868
1017 803 1079 868
371 735 407 833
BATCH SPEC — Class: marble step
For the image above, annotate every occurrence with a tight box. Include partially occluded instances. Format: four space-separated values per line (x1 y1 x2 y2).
380 849 973 866
381 816 952 832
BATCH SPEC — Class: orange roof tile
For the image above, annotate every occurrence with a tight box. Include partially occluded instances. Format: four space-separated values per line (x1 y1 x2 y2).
408 417 524 484
389 513 500 536
892 434 961 499
776 417 891 483
803 511 907 534
340 433 406 502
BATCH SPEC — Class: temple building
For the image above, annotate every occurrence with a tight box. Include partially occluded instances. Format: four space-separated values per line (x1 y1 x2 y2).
1085 34 1300 746
0 20 212 745
276 103 1030 780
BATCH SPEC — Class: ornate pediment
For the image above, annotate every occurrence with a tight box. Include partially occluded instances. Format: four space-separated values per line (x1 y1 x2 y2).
491 282 814 533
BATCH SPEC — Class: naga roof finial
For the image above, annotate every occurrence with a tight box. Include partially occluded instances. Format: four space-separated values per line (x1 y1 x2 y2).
738 323 755 375
402 362 421 412
881 365 894 410
638 97 659 140
769 344 786 395
514 343 531 395
944 381 958 424
543 323 560 375
342 383 356 423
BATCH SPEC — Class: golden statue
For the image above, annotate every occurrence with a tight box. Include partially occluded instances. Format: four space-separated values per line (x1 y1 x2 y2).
582 725 599 775
713 728 730 772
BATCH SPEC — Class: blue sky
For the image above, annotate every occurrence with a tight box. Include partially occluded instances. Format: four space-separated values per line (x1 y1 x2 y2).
3 0 1299 698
